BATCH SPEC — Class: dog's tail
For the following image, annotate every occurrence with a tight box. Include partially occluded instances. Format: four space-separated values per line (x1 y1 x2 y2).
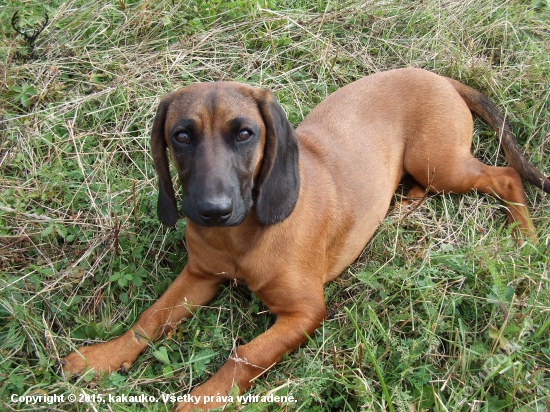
446 77 550 194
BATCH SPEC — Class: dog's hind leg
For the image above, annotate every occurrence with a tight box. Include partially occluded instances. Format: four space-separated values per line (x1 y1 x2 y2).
399 182 428 208
407 155 535 238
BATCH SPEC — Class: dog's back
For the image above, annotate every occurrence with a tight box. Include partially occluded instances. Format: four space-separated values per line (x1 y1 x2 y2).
296 68 544 239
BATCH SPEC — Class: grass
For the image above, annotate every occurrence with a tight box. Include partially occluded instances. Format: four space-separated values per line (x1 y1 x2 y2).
1 0 549 410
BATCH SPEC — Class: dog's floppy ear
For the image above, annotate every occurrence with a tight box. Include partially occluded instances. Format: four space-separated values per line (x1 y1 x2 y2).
254 89 300 225
151 94 178 227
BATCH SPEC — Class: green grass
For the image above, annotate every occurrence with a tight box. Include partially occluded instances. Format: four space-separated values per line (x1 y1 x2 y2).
1 0 549 411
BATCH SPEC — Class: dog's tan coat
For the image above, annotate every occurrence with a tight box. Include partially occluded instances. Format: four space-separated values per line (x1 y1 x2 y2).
62 68 549 411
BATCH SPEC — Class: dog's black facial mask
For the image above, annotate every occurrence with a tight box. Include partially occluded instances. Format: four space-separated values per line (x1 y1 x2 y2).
171 114 261 227
151 82 300 227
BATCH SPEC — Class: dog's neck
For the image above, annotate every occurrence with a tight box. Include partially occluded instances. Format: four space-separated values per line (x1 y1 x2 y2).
186 212 265 259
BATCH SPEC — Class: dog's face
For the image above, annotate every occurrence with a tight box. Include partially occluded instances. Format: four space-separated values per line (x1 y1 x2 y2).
151 82 300 227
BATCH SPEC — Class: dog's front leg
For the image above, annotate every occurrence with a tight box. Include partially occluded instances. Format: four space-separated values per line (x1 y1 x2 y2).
174 280 327 411
62 266 221 377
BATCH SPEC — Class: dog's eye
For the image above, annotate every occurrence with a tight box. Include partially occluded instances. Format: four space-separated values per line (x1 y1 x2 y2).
175 131 190 144
237 129 252 142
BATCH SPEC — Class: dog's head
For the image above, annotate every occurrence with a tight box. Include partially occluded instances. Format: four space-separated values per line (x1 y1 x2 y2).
150 82 300 227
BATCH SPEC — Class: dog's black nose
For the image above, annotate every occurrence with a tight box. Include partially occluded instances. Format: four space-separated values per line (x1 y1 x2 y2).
196 198 233 225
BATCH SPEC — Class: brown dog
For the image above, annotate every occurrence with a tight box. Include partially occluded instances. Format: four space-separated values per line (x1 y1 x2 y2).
62 68 549 411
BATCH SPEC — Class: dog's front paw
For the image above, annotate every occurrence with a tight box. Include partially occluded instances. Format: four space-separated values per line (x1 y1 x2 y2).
60 330 145 378
172 361 246 411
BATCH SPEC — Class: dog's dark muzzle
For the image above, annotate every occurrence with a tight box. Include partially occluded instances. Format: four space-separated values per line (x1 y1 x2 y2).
194 197 234 226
